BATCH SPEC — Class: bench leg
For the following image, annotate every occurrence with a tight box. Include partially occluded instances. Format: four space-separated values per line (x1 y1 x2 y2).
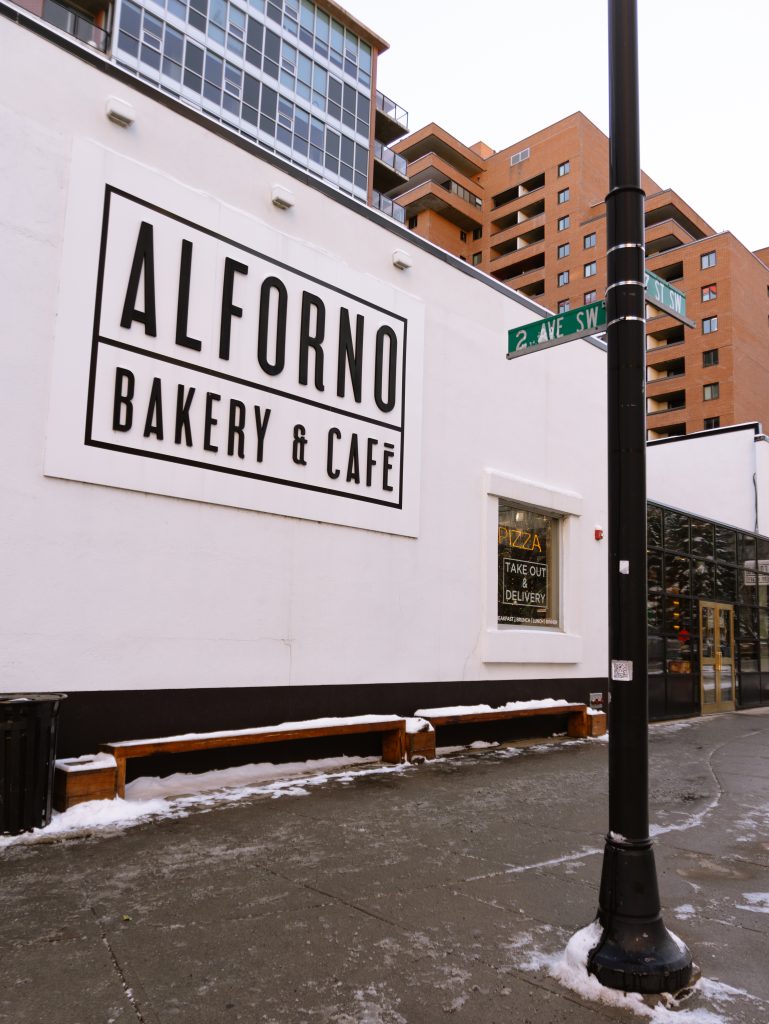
381 728 405 764
115 757 127 799
567 708 589 739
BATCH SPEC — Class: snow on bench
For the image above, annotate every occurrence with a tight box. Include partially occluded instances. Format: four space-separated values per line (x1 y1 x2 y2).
101 715 409 797
411 699 592 758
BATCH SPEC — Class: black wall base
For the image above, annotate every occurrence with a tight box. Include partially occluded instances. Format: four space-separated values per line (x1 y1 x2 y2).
57 677 608 757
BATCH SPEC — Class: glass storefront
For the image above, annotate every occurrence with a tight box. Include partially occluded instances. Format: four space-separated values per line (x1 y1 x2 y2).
648 502 769 719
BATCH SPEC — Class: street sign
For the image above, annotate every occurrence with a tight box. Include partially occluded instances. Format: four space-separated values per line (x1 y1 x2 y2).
507 300 606 359
644 270 694 326
507 269 693 360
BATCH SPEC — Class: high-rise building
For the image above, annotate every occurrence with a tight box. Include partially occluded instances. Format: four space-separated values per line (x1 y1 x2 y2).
10 0 410 215
389 112 769 439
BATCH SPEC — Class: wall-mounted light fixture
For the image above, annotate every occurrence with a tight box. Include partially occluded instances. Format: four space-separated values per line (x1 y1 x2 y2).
106 96 135 128
392 249 412 270
271 185 295 210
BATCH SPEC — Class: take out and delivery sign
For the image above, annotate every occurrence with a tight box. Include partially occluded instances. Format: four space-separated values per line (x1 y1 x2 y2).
45 142 424 536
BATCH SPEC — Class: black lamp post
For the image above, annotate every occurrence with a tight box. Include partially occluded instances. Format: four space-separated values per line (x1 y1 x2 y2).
586 0 694 995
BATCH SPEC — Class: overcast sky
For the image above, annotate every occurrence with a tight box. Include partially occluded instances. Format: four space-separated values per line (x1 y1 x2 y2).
351 0 769 253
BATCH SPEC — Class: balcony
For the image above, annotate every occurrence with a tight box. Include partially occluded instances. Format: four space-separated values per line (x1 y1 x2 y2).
647 355 685 383
491 199 545 234
372 140 409 193
647 422 686 440
490 225 545 261
34 0 110 51
647 324 685 351
492 173 546 210
375 91 409 146
372 190 406 225
490 250 545 284
396 174 483 230
645 218 695 257
393 124 485 180
647 388 686 416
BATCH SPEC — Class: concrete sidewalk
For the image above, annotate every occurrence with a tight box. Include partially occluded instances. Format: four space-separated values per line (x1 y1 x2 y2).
2 709 769 1024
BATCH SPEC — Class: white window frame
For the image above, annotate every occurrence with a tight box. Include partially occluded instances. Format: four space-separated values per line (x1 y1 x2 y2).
482 470 584 664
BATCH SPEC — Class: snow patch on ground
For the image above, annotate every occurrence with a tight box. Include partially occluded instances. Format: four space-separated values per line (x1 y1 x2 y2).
736 892 769 914
0 755 409 848
673 904 697 920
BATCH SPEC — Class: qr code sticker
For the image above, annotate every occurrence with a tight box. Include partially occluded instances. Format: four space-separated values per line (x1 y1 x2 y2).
611 660 633 681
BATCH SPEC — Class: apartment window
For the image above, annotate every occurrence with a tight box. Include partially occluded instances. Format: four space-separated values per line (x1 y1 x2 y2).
557 188 570 204
498 501 560 628
702 284 717 302
558 299 570 313
701 251 717 270
557 215 570 231
703 349 719 368
460 230 467 242
704 416 720 430
584 261 597 278
557 243 570 259
703 383 720 401
472 252 482 266
472 227 483 241
584 290 597 304
703 316 718 334
558 160 570 176
408 215 418 229
557 270 569 287
584 232 596 249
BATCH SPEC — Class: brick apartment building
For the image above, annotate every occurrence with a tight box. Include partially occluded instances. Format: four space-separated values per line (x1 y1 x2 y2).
389 112 769 439
8 0 411 216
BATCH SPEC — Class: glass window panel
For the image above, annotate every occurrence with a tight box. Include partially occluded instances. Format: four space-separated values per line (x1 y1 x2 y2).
223 92 239 114
648 593 663 633
309 144 323 165
648 635 664 675
205 51 223 83
300 0 313 29
144 12 163 39
310 115 324 148
265 27 280 60
294 106 309 139
297 81 311 102
647 505 662 547
119 30 140 56
298 53 312 85
315 8 329 40
664 555 691 595
263 58 278 79
340 161 353 182
243 73 259 107
692 560 715 598
189 8 206 30
162 57 183 80
354 170 367 191
277 124 292 147
340 133 354 166
208 24 225 44
141 43 162 69
293 134 308 157
209 0 226 24
715 562 736 601
313 64 326 94
324 127 339 155
664 510 690 553
359 39 371 73
164 25 184 61
260 114 275 136
497 503 560 628
330 17 343 52
690 519 714 560
715 525 737 563
665 594 692 637
227 35 243 56
121 1 142 36
324 151 339 173
266 0 281 21
260 85 276 119
242 103 259 126
354 143 367 174
247 17 263 47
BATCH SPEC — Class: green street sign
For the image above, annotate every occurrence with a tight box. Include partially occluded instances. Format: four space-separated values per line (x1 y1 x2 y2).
644 270 694 326
507 300 606 359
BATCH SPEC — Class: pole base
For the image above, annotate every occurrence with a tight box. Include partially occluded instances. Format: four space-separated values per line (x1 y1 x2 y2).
587 836 693 994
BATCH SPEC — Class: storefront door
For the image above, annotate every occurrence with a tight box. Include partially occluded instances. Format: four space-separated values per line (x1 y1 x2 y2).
699 601 736 713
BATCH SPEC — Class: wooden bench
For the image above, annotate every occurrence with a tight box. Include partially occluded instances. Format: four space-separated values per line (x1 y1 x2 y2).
101 716 407 798
411 702 593 759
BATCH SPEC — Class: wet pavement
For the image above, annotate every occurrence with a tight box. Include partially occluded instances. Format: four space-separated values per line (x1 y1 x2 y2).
2 708 769 1023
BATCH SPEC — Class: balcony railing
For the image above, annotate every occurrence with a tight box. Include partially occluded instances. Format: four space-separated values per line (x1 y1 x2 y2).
440 178 482 209
373 141 408 177
372 190 406 224
41 0 110 51
376 91 408 131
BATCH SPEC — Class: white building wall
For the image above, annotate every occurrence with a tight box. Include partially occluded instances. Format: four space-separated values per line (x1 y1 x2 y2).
648 426 768 536
0 20 608 698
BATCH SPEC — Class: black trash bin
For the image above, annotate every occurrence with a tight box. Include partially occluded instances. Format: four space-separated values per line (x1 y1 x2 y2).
0 693 67 836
